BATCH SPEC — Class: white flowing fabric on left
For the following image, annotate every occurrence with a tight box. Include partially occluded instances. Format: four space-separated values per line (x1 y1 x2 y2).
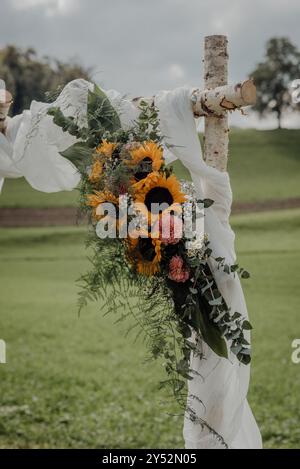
0 79 139 193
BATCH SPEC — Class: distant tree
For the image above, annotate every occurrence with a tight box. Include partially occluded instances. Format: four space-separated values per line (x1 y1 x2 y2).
250 37 300 128
0 45 92 115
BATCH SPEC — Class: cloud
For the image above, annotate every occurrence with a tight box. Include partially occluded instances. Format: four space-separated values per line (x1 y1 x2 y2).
1 0 300 127
167 64 186 81
11 0 77 16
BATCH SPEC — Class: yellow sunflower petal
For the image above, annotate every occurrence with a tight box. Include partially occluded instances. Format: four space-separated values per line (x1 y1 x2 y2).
87 190 119 220
132 171 160 193
134 173 186 219
126 236 161 276
89 158 103 183
127 141 163 172
95 140 117 158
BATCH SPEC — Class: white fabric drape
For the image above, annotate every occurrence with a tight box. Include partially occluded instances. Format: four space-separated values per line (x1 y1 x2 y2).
0 79 261 449
0 80 139 193
0 79 90 192
155 87 262 449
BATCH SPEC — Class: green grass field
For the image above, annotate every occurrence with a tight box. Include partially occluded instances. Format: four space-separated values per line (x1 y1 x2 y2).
1 129 299 208
1 209 300 448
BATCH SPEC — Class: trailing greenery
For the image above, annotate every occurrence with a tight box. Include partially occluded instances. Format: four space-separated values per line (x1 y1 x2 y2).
46 85 252 446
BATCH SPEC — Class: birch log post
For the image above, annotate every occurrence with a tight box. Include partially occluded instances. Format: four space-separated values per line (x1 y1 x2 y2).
203 35 229 172
191 79 256 117
134 79 256 119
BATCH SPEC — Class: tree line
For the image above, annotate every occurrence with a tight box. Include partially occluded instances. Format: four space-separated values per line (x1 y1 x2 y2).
0 45 91 115
250 37 300 128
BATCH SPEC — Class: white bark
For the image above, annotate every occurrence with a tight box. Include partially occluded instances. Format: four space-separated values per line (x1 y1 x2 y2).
203 35 229 172
191 79 256 117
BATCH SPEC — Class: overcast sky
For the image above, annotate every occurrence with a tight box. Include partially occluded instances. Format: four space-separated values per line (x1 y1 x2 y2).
1 0 300 128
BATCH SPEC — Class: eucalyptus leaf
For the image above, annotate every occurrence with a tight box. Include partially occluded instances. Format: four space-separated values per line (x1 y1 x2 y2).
240 347 251 355
232 311 241 320
201 280 214 294
238 353 251 365
191 299 228 359
242 320 253 330
203 198 214 208
241 269 251 279
215 257 225 263
60 142 93 169
209 296 223 306
87 85 121 134
231 344 243 355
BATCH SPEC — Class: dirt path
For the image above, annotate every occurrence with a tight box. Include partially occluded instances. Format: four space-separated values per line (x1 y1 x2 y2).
1 197 300 227
232 197 300 214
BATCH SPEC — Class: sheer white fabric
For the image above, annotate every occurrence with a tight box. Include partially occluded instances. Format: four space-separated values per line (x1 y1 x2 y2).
0 79 89 192
0 80 140 193
155 87 262 449
0 79 261 449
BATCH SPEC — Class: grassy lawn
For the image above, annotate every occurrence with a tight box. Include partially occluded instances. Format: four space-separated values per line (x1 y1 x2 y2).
1 129 299 208
0 177 78 208
0 208 300 448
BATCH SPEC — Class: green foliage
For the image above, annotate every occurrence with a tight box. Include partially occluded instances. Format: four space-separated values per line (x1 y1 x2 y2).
48 86 122 156
76 231 231 447
47 85 123 174
186 248 252 364
250 37 300 128
46 87 253 446
196 295 228 358
133 100 162 142
87 85 121 143
47 107 87 141
60 142 93 165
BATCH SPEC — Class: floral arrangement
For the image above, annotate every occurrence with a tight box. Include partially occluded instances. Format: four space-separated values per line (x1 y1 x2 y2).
48 85 252 416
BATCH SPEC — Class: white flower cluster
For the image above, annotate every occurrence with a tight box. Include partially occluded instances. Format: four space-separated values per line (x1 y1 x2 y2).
186 233 209 258
180 180 196 202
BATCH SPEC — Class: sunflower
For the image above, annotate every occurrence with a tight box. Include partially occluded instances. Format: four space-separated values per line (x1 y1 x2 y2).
132 170 160 193
95 140 117 158
127 236 162 276
87 190 119 220
89 157 103 183
134 174 186 220
127 141 164 181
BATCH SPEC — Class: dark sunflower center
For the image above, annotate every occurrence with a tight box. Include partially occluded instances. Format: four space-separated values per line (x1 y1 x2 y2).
144 187 174 214
138 237 156 262
134 157 152 181
111 147 120 159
